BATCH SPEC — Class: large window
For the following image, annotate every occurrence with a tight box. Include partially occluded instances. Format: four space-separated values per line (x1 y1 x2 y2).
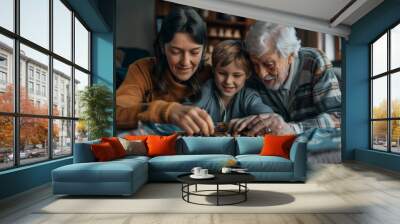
370 23 400 154
0 0 91 171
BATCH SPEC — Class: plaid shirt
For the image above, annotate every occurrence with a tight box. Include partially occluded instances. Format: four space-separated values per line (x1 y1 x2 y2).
248 47 341 134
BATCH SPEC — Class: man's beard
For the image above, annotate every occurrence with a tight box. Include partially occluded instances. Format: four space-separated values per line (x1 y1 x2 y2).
262 67 290 91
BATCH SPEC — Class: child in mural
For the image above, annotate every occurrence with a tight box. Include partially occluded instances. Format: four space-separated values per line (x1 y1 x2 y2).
193 40 273 135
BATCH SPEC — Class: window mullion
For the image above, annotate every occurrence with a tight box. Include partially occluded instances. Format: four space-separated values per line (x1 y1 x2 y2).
49 0 53 160
71 11 76 154
370 45 373 149
388 29 391 152
13 0 20 167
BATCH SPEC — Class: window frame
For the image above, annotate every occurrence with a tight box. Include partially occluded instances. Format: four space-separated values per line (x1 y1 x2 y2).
370 20 400 154
0 0 92 171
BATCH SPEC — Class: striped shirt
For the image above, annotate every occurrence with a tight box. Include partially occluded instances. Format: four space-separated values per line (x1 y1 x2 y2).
247 47 341 134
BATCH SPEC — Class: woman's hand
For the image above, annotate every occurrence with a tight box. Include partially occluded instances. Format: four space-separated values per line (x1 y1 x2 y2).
169 104 215 136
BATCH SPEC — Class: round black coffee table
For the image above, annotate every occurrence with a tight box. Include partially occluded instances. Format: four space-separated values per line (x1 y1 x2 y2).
177 173 255 206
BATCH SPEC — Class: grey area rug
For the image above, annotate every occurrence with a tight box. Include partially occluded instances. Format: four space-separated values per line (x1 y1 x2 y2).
37 183 362 214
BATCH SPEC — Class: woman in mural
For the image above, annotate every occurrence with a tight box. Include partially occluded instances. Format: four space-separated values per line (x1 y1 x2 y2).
116 7 215 136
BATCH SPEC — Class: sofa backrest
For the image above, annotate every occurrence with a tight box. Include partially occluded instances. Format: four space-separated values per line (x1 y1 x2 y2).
73 139 100 163
235 136 264 155
177 137 236 155
74 136 268 162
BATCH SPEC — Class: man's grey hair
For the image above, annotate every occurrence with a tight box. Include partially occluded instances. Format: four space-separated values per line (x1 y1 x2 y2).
245 21 301 58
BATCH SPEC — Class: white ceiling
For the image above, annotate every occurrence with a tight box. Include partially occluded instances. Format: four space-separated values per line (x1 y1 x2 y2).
225 0 352 23
167 0 384 38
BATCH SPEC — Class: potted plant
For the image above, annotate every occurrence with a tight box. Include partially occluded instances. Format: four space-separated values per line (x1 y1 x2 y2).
79 84 113 140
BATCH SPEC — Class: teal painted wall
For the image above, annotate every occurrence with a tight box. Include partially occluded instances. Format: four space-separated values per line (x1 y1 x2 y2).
92 32 115 136
0 158 72 199
92 0 115 135
355 149 400 172
344 0 400 171
0 0 115 200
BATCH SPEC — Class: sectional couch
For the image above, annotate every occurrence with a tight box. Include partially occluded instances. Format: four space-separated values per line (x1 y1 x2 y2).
52 136 307 196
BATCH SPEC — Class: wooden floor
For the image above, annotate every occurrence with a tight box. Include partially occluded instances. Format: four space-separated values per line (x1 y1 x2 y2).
1 162 400 224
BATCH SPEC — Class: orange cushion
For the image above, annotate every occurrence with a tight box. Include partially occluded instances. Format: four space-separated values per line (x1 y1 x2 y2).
101 137 127 158
124 135 149 141
146 134 178 157
259 135 297 159
91 142 118 161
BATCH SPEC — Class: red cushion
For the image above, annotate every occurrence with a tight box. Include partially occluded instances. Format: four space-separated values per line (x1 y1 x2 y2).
146 134 178 157
101 137 127 158
91 142 118 161
259 135 297 159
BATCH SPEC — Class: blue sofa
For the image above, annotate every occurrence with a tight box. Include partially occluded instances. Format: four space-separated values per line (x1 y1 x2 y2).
52 136 307 196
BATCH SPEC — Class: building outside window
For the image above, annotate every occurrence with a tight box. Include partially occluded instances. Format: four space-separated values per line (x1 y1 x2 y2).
41 73 46 83
28 66 34 80
0 71 6 83
35 70 40 81
35 83 40 95
0 54 7 67
28 81 34 94
42 85 46 97
0 72 5 83
54 89 58 102
0 54 7 88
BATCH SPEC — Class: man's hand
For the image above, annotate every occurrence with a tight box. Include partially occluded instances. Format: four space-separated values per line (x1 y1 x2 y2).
230 113 295 136
228 115 258 136
169 104 214 136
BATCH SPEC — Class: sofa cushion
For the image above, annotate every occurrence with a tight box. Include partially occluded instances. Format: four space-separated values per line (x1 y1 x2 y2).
148 154 235 172
101 137 127 158
124 135 149 141
52 157 148 195
118 138 147 156
73 140 100 163
235 137 263 155
177 137 235 155
91 142 118 161
236 155 293 172
53 157 148 183
146 134 178 157
260 135 297 159
115 155 150 163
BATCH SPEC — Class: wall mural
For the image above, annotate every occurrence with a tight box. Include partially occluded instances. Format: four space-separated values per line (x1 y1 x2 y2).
115 0 342 164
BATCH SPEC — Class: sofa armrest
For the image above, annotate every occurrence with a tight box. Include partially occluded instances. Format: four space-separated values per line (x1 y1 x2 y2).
289 136 307 181
73 140 100 163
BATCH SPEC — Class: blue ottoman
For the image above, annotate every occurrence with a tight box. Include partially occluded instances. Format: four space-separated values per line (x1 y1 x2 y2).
52 156 148 196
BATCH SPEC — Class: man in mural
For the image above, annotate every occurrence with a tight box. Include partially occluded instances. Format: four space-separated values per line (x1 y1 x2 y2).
230 21 341 152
